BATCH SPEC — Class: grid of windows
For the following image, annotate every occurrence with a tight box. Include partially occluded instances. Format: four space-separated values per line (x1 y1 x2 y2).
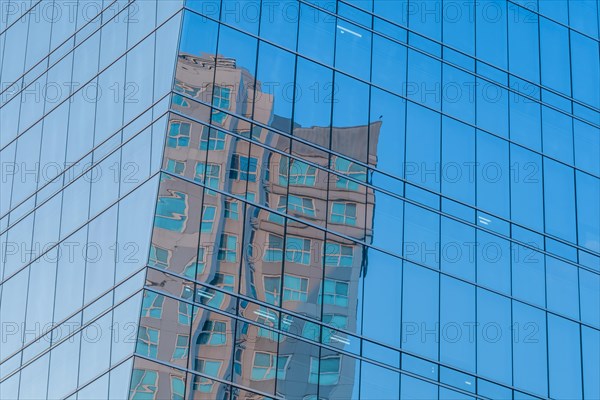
330 202 357 226
230 154 259 182
167 121 191 148
200 126 226 150
288 195 316 216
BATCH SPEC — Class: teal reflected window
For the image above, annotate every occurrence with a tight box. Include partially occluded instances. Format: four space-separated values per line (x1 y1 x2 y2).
217 234 237 262
268 197 287 225
171 376 185 400
129 369 157 400
171 93 190 108
148 245 169 269
200 126 226 150
167 121 191 148
201 273 235 308
302 321 321 341
322 314 348 344
309 357 341 385
334 157 367 190
141 292 164 319
286 236 311 265
256 307 279 340
330 202 357 225
212 86 231 124
283 274 309 302
264 234 284 262
165 159 185 175
136 326 159 358
198 320 227 346
193 359 222 392
288 195 315 216
194 162 221 193
264 276 281 305
321 279 349 307
224 201 239 220
172 334 189 360
201 205 216 233
155 191 188 232
178 291 192 326
324 243 354 267
186 248 206 278
251 352 290 381
280 158 318 186
230 154 258 182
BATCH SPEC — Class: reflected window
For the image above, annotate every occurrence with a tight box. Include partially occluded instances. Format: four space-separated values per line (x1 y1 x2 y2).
268 197 287 225
195 162 221 193
280 158 318 186
200 273 235 308
136 326 159 358
324 243 354 267
192 359 222 392
200 126 226 150
322 314 348 344
309 356 341 385
142 292 164 319
288 195 316 216
167 121 191 148
129 369 158 399
330 202 357 225
286 236 311 265
264 276 281 305
198 320 227 346
234 348 243 375
264 234 284 262
166 159 185 175
149 245 169 269
178 289 193 325
302 321 321 341
334 157 367 190
212 86 231 124
187 248 206 278
172 334 189 360
251 352 291 381
172 94 190 108
321 279 349 307
174 80 202 97
155 191 188 232
224 201 239 220
283 275 309 302
217 234 238 262
170 376 185 400
256 307 279 340
201 205 217 233
230 154 258 182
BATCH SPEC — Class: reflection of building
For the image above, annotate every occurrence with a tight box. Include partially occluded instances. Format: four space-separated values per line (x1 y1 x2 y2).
131 50 380 400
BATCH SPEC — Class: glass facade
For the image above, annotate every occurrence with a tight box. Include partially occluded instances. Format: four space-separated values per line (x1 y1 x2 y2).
0 1 184 398
1 1 599 399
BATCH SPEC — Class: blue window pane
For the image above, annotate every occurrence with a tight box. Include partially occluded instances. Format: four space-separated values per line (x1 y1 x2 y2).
543 159 577 242
512 302 548 397
548 315 582 399
477 289 512 385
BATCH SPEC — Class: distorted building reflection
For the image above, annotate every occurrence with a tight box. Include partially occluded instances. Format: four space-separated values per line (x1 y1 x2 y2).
130 50 380 400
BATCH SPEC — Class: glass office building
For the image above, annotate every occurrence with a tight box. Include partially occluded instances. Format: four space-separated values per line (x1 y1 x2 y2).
0 1 599 399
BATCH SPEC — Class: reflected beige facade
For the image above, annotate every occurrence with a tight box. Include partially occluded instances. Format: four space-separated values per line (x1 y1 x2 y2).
132 51 381 400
